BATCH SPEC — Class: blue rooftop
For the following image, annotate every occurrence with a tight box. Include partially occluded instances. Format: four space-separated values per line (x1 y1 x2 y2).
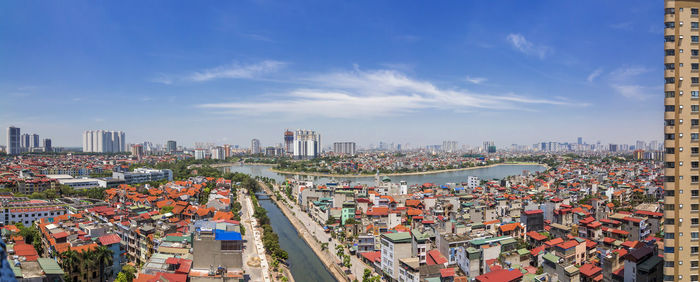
214 229 242 241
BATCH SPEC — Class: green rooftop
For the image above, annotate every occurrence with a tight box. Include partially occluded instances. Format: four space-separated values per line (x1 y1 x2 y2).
38 258 64 275
469 236 511 247
382 232 412 243
543 253 560 264
517 248 530 256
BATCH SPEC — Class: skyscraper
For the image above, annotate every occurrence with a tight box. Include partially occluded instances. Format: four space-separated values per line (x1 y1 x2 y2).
82 130 126 153
251 139 261 154
333 142 356 155
284 130 294 155
20 134 30 149
6 127 20 155
43 138 51 152
577 137 583 145
293 129 320 159
31 134 39 148
664 1 699 279
167 140 177 153
483 141 495 153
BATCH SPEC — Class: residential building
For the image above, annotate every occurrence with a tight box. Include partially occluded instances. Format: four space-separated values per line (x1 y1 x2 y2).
43 138 52 152
333 142 357 155
293 129 321 159
251 138 261 154
82 130 126 153
192 221 243 271
112 168 173 185
663 1 700 280
284 129 294 155
7 126 20 155
381 232 412 281
166 140 177 153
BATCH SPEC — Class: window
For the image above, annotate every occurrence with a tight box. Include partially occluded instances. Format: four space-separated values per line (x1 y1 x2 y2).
667 49 676 56
667 232 676 239
695 22 700 29
694 36 700 43
667 21 677 28
694 161 700 168
694 119 700 126
694 64 700 71
694 133 700 140
667 119 676 126
666 77 676 84
694 77 700 84
667 204 676 210
694 8 699 15
693 246 699 254
667 35 677 42
667 91 676 97
667 147 676 154
666 247 675 253
666 261 676 267
694 49 700 56
666 134 676 140
694 204 700 211
667 190 676 196
694 190 700 197
667 162 676 168
666 105 676 112
693 147 699 154
667 8 676 14
693 218 700 225
667 63 676 70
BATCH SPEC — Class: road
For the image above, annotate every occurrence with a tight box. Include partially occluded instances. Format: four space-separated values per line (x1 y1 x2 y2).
271 183 371 280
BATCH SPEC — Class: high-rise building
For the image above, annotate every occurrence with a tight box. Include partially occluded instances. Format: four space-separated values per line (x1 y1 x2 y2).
130 144 144 159
293 129 320 159
6 127 20 155
577 137 583 145
483 141 496 153
284 130 294 155
664 1 699 279
82 130 126 153
30 134 39 148
166 140 177 153
251 139 261 154
20 134 30 149
43 139 52 152
333 142 356 155
211 147 225 160
442 141 458 152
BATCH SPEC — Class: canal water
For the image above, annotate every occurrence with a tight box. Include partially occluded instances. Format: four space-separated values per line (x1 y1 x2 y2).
224 164 546 186
257 193 337 282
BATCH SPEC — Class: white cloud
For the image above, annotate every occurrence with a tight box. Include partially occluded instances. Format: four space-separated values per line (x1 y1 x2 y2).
506 33 550 59
197 68 583 118
152 60 286 84
608 66 653 100
189 60 286 82
587 68 603 82
465 76 487 84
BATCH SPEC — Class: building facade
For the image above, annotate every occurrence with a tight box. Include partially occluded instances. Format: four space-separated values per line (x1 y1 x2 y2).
166 140 177 153
82 130 126 153
6 127 20 155
333 142 356 156
664 1 700 281
293 129 320 159
251 139 261 154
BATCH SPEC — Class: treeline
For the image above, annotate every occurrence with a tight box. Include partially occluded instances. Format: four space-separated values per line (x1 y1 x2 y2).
250 191 288 261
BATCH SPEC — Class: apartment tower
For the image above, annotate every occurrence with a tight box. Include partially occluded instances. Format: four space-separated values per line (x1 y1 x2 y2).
665 1 700 281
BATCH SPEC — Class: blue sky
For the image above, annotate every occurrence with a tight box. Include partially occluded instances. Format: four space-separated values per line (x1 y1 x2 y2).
0 1 661 148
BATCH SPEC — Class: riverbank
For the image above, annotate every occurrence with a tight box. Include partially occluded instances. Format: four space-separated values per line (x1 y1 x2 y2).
269 162 546 178
259 182 347 282
210 162 276 168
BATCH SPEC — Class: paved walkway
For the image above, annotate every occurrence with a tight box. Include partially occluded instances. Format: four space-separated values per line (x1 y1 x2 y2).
243 191 271 282
266 183 372 280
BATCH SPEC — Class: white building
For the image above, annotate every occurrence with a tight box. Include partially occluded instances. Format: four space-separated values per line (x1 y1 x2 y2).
112 168 173 185
211 146 225 160
466 176 479 189
293 129 321 159
333 142 356 155
380 232 412 281
194 149 206 160
251 139 261 154
46 174 101 189
0 200 67 226
83 130 126 153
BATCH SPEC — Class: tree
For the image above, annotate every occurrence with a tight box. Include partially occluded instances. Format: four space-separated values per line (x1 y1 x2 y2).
363 269 372 282
160 206 174 214
60 250 79 280
95 246 114 282
343 254 352 268
336 244 344 259
115 265 137 282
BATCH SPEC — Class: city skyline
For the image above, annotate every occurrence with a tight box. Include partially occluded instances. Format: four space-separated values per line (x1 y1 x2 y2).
0 1 662 147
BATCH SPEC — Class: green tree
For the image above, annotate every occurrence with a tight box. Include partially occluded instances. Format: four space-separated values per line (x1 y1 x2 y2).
115 264 137 282
336 244 344 259
95 246 114 282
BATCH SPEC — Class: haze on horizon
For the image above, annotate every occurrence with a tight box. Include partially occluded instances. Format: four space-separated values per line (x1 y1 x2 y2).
0 1 662 148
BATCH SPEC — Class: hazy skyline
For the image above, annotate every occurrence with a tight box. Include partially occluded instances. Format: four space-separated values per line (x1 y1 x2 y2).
0 1 661 147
